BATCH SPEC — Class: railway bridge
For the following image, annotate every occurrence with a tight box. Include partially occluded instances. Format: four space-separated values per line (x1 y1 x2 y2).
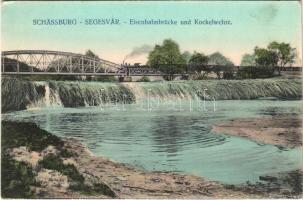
2 50 301 77
1 50 122 75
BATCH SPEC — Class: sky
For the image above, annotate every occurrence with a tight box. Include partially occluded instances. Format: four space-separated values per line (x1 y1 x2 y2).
2 1 302 65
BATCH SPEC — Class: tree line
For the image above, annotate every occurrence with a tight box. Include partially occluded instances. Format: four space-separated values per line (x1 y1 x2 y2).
146 39 297 80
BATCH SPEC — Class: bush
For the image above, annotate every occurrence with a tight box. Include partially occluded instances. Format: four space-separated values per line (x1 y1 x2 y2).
90 75 117 82
237 66 274 79
38 154 65 171
1 153 36 198
38 154 84 183
62 164 85 183
38 154 116 197
180 74 189 80
1 121 63 152
59 148 78 158
21 75 80 81
223 71 235 79
191 74 209 80
91 182 117 197
137 76 150 82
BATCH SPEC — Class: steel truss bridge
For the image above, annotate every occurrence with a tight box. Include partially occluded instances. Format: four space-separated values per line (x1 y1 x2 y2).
1 50 122 75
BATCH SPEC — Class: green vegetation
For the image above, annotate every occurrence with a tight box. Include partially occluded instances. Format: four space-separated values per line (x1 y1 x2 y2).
39 154 115 197
147 39 237 80
21 75 80 81
146 39 297 80
1 121 54 198
267 41 296 75
181 51 192 64
91 182 117 197
240 54 256 66
147 39 186 81
1 121 116 198
137 76 150 82
85 49 100 59
237 66 274 79
208 52 234 79
59 148 78 158
89 75 117 82
208 52 234 66
3 58 41 73
16 74 118 82
2 121 63 151
186 51 235 80
254 47 278 68
38 154 85 184
188 52 210 79
239 41 296 78
1 154 37 198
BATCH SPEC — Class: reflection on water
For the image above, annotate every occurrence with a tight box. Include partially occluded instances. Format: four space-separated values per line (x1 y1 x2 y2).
2 100 302 184
151 115 226 156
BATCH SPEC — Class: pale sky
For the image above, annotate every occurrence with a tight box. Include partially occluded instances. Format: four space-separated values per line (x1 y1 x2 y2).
2 1 302 65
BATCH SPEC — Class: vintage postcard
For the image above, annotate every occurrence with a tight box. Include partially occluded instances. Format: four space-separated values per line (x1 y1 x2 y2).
1 1 302 199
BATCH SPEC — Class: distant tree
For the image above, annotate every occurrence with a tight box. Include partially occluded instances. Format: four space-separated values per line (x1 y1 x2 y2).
252 47 278 78
208 52 234 66
147 45 163 69
254 47 278 67
240 54 256 66
181 51 192 64
147 39 186 81
267 41 296 75
188 52 209 78
85 50 99 59
208 52 234 79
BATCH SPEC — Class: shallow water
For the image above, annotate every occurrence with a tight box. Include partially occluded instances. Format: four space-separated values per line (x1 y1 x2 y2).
3 99 302 185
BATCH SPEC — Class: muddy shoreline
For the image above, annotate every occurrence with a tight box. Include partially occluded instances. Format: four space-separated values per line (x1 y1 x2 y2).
2 120 302 198
212 116 302 148
63 138 303 198
62 138 265 198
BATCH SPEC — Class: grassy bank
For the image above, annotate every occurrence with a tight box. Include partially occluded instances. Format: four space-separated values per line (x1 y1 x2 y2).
1 121 116 198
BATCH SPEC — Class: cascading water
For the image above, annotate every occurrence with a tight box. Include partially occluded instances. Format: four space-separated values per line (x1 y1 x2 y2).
1 77 302 112
44 83 50 107
1 77 45 112
129 79 302 101
47 81 135 107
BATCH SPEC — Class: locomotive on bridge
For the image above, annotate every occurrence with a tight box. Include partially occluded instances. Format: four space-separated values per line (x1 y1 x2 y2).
119 63 160 76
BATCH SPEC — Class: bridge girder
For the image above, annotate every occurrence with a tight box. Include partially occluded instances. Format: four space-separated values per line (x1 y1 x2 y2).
1 50 121 74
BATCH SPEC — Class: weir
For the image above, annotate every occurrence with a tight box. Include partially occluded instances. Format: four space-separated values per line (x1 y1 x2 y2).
1 77 302 112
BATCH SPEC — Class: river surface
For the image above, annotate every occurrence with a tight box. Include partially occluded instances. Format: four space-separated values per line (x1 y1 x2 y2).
2 99 302 185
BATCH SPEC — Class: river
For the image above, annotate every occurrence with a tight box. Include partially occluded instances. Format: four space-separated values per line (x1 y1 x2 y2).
3 98 302 185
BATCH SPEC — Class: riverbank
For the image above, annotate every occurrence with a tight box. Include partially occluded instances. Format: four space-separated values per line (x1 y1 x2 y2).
212 116 302 148
2 121 302 198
